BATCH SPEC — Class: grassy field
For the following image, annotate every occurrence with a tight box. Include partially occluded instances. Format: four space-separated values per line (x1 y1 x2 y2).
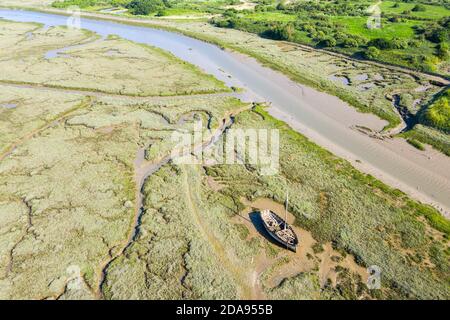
330 16 422 40
380 1 450 20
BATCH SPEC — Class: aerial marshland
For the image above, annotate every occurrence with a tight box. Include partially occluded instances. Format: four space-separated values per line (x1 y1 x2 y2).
0 0 448 300
103 107 449 299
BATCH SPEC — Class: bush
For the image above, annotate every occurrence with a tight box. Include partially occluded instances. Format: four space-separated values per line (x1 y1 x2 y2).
341 37 360 48
318 37 337 47
126 0 165 15
391 37 409 49
436 42 449 60
367 38 393 50
422 90 450 133
412 4 426 12
364 46 380 59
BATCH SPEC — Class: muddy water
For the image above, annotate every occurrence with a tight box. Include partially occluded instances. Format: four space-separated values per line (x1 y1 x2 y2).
1 103 17 109
0 9 449 215
45 35 105 59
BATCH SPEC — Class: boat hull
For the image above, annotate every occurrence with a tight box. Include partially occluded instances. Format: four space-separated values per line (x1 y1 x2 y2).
260 210 298 252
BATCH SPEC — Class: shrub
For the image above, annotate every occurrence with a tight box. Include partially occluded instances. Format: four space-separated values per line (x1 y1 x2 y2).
425 27 449 44
412 4 426 12
341 37 360 48
436 42 449 60
276 1 288 11
364 46 380 59
406 139 425 151
367 38 393 50
422 90 450 133
391 37 409 49
318 37 337 48
126 0 165 15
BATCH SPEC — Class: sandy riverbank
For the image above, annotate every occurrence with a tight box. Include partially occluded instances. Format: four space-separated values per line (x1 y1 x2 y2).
230 51 450 217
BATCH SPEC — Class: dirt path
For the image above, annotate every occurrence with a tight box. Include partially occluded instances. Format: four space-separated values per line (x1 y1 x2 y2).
182 166 257 299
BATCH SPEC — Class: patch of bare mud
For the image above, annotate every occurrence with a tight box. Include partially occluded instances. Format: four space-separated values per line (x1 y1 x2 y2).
230 197 368 295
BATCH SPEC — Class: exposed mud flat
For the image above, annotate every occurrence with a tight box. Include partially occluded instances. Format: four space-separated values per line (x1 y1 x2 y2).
235 198 368 296
268 105 450 217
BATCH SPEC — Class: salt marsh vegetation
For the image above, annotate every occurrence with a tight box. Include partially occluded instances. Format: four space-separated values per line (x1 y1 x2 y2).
0 85 86 156
0 20 247 299
0 20 228 96
0 11 448 300
0 88 246 299
137 19 446 127
102 106 449 299
2 0 449 155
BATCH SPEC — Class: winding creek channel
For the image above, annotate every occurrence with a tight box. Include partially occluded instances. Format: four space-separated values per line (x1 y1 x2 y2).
0 8 449 216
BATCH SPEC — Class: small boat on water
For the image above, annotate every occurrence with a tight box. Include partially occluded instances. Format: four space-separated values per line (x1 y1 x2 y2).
260 209 299 252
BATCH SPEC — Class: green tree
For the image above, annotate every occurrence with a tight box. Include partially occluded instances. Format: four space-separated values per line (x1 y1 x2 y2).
126 0 164 15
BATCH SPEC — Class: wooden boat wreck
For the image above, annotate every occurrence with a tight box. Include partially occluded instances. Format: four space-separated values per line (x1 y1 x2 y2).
260 209 299 252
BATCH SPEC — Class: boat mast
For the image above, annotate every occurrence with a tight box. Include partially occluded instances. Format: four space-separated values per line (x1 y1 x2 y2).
285 189 288 230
